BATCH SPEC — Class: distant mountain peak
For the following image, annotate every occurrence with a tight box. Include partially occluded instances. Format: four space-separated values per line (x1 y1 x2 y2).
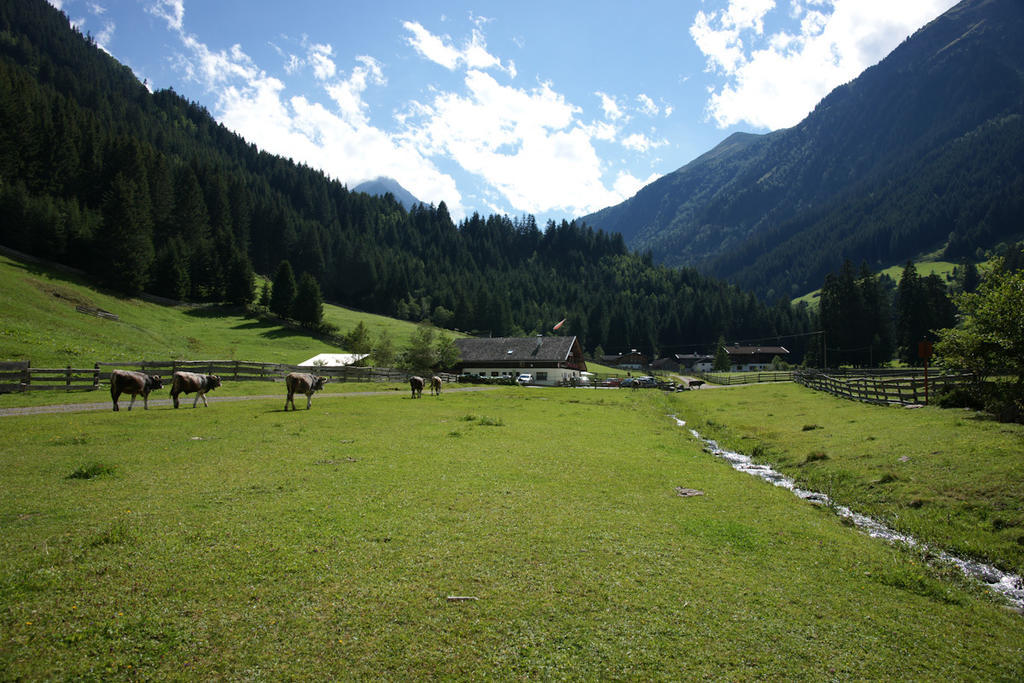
352 177 422 210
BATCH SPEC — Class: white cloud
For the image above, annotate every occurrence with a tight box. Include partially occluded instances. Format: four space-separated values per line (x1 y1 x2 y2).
692 0 959 129
95 20 115 50
596 91 623 121
308 43 336 81
148 0 184 32
403 70 623 216
636 94 659 117
403 21 515 77
613 170 661 201
621 132 667 153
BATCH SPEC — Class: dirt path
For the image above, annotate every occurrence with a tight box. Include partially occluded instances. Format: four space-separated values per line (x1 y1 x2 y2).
0 386 496 417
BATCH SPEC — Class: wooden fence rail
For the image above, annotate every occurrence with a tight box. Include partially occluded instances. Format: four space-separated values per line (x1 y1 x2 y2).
0 359 459 393
793 369 974 406
698 371 794 385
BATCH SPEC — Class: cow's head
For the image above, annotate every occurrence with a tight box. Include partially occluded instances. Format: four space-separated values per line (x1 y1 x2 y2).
149 375 163 390
313 376 327 391
208 374 222 390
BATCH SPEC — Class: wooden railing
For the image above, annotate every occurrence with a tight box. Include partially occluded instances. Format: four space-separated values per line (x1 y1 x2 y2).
793 368 973 405
0 359 459 393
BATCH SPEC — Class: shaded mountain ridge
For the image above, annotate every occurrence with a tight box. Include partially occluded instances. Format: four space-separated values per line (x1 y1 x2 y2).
583 0 1024 299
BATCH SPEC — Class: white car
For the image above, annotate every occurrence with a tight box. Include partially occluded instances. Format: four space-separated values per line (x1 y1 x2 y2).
515 373 533 385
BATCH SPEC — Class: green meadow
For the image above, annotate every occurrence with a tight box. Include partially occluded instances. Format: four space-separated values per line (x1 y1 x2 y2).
1 388 1022 679
681 382 1024 577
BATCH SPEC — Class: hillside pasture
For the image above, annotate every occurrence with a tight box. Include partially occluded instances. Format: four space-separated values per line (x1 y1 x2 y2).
1 388 1022 679
0 253 461 369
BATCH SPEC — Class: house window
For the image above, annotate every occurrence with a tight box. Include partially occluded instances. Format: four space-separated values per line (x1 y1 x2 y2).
537 372 548 381
491 371 499 377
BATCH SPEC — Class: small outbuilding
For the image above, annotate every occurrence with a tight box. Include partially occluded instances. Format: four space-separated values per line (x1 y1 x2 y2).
299 353 369 367
454 335 587 386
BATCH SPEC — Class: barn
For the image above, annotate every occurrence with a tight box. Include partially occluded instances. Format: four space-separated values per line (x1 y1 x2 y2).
454 335 587 386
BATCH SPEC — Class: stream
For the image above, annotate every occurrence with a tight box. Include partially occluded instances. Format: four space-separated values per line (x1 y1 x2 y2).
673 417 1024 611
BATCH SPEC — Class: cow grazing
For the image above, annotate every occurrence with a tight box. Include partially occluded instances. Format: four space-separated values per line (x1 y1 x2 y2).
110 369 163 411
285 372 327 410
430 375 442 396
170 371 222 408
410 376 424 398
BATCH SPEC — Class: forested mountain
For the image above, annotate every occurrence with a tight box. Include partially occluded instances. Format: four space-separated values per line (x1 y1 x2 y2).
352 177 421 211
583 0 1024 300
0 0 813 360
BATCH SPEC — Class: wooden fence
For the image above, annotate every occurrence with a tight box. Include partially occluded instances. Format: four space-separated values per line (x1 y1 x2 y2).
697 371 794 385
1 359 458 393
793 368 974 406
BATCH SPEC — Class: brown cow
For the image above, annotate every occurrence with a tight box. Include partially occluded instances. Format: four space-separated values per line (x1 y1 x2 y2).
430 375 442 396
170 371 221 408
285 372 327 410
409 376 424 398
110 369 163 411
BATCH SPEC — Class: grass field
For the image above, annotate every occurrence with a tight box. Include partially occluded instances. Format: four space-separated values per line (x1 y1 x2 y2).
0 253 461 368
680 382 1024 577
2 387 1022 679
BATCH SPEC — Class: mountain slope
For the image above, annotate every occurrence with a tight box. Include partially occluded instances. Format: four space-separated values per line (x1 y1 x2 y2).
583 0 1024 298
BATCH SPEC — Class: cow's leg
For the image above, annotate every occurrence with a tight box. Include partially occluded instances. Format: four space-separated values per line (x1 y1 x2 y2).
142 392 150 410
193 392 202 408
127 394 136 411
306 393 313 409
111 388 120 411
172 390 180 408
285 393 292 411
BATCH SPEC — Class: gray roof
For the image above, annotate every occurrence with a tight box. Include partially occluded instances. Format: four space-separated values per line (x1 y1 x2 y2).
455 336 578 363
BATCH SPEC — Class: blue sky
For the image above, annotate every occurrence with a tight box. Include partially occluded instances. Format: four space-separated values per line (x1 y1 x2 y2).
51 0 957 227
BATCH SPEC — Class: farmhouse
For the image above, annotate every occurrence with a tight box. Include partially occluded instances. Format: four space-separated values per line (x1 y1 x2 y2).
674 353 714 372
723 345 789 372
454 335 587 386
600 349 648 370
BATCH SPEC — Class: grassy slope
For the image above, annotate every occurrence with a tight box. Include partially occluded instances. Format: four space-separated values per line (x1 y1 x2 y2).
0 253 462 368
0 388 1021 679
791 259 961 310
680 382 1024 576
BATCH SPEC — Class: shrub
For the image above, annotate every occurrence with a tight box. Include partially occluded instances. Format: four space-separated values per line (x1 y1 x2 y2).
67 463 116 480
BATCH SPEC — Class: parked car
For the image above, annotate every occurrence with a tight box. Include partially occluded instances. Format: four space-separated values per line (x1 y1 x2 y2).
515 373 533 385
600 377 623 387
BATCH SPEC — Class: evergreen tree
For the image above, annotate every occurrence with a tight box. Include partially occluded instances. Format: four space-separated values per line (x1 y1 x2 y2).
150 236 190 300
95 172 154 295
258 281 272 309
344 321 373 355
435 332 460 371
402 324 437 372
371 329 397 368
225 250 255 307
293 272 323 328
270 260 297 318
713 336 730 371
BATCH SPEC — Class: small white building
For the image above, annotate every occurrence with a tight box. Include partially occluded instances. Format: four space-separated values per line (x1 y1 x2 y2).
299 353 368 367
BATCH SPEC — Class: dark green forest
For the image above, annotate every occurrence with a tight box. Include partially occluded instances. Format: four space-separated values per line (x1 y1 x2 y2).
0 0 814 360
